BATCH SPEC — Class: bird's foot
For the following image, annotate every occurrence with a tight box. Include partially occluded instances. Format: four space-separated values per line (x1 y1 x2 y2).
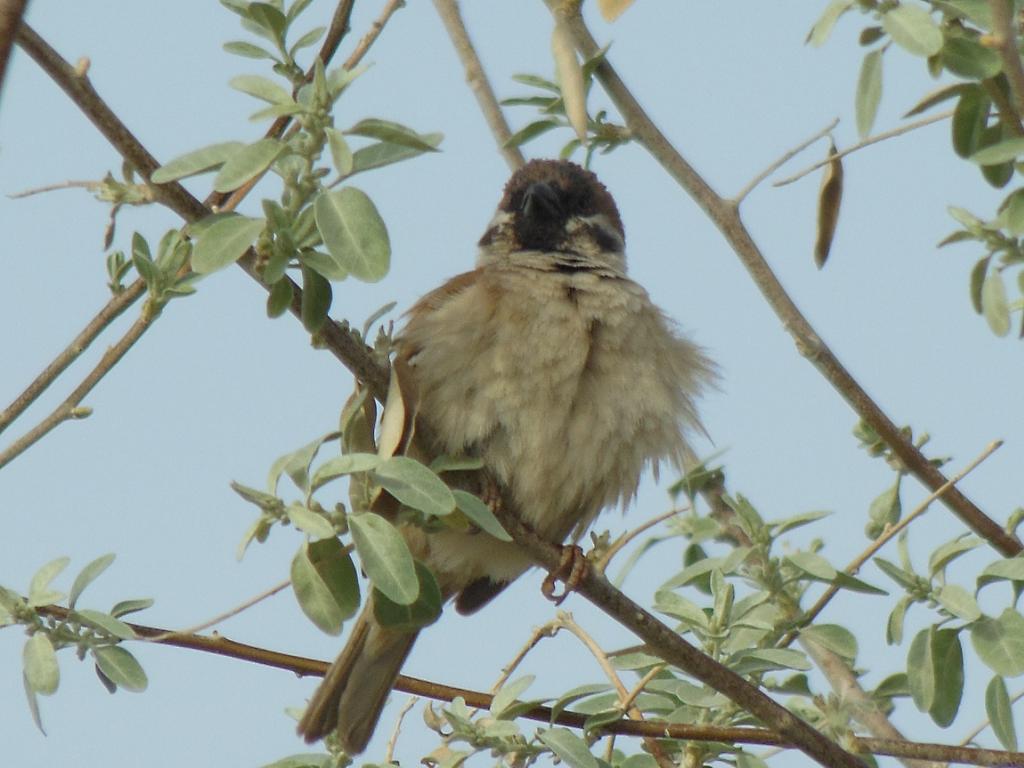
541 545 587 606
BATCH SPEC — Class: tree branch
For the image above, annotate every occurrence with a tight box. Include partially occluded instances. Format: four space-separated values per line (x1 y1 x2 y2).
0 0 28 100
0 279 145 436
547 2 1021 560
433 0 525 171
29 604 1024 766
734 117 837 203
989 0 1024 128
0 311 153 469
773 109 953 188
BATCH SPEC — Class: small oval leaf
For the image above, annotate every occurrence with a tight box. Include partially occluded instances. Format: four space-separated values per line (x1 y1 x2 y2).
191 215 265 274
314 188 391 282
92 646 147 692
373 456 456 518
213 138 285 192
349 513 418 605
23 634 59 695
151 142 244 184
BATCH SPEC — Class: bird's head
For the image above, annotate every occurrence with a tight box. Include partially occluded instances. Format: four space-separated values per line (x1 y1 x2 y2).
478 159 625 273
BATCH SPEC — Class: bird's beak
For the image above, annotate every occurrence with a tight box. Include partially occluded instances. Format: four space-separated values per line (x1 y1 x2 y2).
521 181 563 222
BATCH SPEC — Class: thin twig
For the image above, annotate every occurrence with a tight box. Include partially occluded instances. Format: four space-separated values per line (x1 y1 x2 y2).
989 0 1024 129
29 604 1024 766
0 280 146 436
781 440 1003 647
433 0 525 171
557 612 680 768
619 664 665 713
489 620 559 695
0 0 28 100
734 117 838 203
343 0 406 70
0 312 153 469
385 695 419 763
595 508 680 573
144 579 291 642
773 110 952 187
548 3 1021 561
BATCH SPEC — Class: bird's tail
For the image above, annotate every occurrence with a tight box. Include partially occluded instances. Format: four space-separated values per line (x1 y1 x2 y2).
297 601 418 753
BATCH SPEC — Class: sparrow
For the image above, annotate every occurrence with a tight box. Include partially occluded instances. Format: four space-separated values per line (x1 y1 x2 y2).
297 159 715 752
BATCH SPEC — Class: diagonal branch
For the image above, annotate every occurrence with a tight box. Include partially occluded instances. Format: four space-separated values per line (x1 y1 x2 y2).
989 0 1024 128
0 0 28 100
547 2 1021 560
29 604 1024 766
433 0 525 171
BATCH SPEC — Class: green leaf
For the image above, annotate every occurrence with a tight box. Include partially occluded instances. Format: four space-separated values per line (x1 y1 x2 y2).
907 628 935 712
266 277 294 318
786 552 836 580
372 560 442 631
299 250 347 281
941 36 1002 79
373 456 455 517
936 584 981 621
349 513 418 604
800 624 857 660
969 257 990 313
314 188 391 282
286 0 315 23
490 675 536 718
882 4 943 57
325 127 353 176
311 453 381 490
289 25 325 56
299 262 332 333
223 40 278 60
929 628 964 727
345 118 442 152
248 2 287 44
291 538 360 635
768 509 830 536
938 0 994 30
230 74 292 104
971 609 1024 676
970 137 1024 165
855 49 883 139
260 754 331 768
904 83 968 117
505 119 561 148
75 609 137 640
191 215 264 274
27 556 69 607
69 553 115 609
349 132 443 175
1002 189 1024 236
978 555 1024 589
268 433 332 494
92 646 147 692
23 634 59 695
286 503 336 540
929 536 980 576
887 596 911 645
734 648 812 673
986 675 1018 751
151 141 244 183
213 138 285 192
452 490 513 542
538 728 599 768
981 271 1011 336
806 0 853 47
109 598 154 618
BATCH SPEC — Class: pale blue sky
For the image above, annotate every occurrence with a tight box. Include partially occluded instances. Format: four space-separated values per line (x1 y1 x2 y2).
2 3 1022 767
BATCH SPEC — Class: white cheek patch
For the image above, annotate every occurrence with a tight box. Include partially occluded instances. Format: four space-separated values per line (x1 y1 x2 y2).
577 213 625 252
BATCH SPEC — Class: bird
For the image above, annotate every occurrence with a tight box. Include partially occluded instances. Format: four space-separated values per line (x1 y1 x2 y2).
297 158 716 752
